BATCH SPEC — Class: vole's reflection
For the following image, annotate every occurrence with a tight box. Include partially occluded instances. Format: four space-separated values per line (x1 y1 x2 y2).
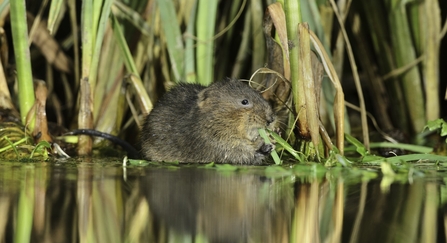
139 168 293 242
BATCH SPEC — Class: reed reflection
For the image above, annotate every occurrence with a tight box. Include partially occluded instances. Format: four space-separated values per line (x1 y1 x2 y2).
0 162 445 243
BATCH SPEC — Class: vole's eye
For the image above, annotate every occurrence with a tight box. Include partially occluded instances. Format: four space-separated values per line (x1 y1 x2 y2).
241 99 249 106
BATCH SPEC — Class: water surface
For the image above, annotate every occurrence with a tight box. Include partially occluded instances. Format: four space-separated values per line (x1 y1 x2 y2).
0 159 445 243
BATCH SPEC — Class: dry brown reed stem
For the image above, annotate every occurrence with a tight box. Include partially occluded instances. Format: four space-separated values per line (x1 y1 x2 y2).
331 0 351 79
331 181 344 243
348 181 367 243
0 57 17 114
298 23 320 153
423 0 441 122
421 183 438 242
126 74 153 117
266 2 290 80
308 30 345 155
68 0 80 90
28 0 48 46
32 80 52 143
329 0 369 151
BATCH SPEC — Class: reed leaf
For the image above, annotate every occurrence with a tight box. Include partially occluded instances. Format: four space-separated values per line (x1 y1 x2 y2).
112 1 151 36
78 0 114 154
90 0 113 107
94 29 121 122
47 0 64 34
111 14 138 75
309 30 345 154
111 14 153 115
126 74 153 117
156 0 185 82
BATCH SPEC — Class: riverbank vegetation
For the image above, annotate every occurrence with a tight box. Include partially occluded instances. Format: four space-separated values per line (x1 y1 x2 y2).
0 0 446 164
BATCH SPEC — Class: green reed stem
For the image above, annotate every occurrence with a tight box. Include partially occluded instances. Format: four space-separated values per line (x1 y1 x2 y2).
10 0 35 127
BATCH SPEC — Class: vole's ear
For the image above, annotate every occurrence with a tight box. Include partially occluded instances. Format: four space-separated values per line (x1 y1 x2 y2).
197 89 209 109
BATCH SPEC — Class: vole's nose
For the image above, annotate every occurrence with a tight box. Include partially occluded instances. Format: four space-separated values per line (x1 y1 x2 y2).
266 115 275 126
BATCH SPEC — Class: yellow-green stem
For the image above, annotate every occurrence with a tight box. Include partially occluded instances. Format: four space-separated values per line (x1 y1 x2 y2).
196 0 218 85
10 0 35 127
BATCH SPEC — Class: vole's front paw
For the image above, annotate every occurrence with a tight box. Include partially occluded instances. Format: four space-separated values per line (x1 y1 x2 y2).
257 143 275 155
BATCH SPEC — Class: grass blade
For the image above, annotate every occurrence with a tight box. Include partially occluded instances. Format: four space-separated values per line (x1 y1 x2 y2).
259 128 281 165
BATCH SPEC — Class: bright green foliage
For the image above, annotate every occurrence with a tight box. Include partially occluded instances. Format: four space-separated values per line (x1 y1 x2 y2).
259 128 281 165
425 119 447 142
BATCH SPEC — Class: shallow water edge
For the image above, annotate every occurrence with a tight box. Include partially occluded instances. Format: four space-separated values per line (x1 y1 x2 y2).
0 159 446 243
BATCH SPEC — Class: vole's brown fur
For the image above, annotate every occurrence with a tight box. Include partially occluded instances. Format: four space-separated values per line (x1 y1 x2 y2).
140 79 277 164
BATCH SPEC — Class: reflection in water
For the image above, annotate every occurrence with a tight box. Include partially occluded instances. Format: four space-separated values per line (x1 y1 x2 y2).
0 161 445 243
140 168 293 243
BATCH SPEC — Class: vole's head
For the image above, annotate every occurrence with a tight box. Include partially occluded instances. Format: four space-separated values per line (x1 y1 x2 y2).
197 79 276 140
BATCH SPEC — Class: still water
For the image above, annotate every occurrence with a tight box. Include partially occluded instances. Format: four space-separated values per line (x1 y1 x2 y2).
0 159 445 243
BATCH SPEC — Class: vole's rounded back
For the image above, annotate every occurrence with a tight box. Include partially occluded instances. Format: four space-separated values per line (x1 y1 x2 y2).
140 79 276 164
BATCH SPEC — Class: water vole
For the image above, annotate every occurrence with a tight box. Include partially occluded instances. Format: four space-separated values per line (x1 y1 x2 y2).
140 79 277 164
